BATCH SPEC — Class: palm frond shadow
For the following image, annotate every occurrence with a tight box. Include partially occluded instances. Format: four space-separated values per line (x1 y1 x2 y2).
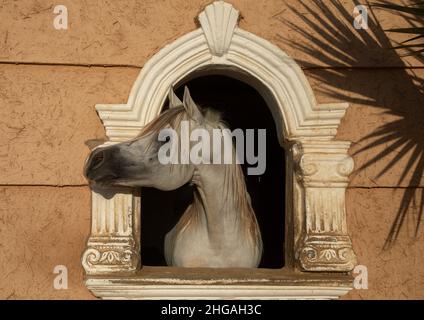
278 0 424 249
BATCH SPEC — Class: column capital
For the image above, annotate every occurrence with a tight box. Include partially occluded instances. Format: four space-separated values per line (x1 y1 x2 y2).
293 140 354 187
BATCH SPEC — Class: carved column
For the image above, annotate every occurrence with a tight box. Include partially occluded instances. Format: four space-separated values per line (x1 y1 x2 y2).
294 141 357 272
82 187 140 274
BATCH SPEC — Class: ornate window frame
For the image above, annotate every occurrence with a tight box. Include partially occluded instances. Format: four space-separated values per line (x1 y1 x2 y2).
82 1 357 299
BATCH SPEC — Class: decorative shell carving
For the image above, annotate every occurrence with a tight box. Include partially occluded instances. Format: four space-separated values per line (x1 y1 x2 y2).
198 1 239 56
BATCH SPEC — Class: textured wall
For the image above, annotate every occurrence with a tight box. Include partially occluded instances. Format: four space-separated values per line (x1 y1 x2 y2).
0 0 423 299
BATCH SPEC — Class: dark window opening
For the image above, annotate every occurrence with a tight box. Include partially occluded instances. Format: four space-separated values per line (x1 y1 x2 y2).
140 75 285 268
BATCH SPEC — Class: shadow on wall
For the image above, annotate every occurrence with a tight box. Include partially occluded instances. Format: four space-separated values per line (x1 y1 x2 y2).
278 0 424 249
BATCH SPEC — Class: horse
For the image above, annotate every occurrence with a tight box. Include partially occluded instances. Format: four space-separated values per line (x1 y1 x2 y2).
84 87 263 268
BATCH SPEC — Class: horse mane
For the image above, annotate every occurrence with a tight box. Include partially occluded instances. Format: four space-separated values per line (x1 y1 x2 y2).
223 148 262 253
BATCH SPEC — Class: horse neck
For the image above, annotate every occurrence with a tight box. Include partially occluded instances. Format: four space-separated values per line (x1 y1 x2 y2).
191 162 252 241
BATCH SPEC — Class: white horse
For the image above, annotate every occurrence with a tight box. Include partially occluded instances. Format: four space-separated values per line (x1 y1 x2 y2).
84 87 263 268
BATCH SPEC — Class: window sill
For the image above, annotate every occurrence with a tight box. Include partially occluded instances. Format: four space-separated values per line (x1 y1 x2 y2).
85 267 353 300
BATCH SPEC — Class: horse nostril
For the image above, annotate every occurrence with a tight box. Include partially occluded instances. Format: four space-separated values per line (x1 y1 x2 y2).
90 150 105 170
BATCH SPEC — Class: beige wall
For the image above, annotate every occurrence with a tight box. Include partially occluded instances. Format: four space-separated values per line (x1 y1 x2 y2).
0 0 423 299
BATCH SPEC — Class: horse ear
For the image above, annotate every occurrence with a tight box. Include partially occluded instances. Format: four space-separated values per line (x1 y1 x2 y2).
168 86 183 108
183 86 203 122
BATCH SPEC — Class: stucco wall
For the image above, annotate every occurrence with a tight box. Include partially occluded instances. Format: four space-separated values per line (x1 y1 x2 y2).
0 0 423 299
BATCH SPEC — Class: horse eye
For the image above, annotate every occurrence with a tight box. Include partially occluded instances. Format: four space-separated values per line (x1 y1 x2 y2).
164 136 171 143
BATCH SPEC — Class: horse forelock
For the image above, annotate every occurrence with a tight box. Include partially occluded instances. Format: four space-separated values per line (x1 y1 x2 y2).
137 106 187 138
137 105 228 138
